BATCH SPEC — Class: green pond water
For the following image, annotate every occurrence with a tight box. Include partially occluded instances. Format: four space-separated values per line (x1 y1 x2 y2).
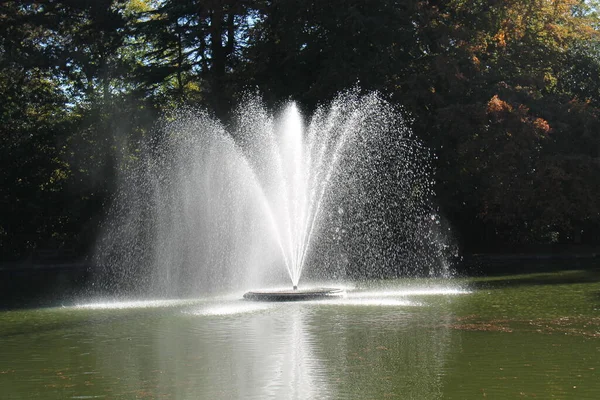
1 269 599 399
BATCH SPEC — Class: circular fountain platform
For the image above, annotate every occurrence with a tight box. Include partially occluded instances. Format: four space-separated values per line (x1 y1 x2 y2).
243 288 344 302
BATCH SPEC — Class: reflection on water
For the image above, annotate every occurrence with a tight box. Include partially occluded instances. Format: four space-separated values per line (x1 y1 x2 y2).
189 301 274 316
76 298 455 400
330 298 418 306
0 287 458 400
2 277 599 399
80 302 333 399
313 305 454 399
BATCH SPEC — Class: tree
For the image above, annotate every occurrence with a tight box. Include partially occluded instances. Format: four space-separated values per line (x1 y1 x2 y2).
242 0 422 108
133 0 252 116
0 2 73 259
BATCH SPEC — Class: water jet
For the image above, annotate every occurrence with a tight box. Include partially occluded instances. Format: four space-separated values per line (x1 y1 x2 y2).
96 90 442 298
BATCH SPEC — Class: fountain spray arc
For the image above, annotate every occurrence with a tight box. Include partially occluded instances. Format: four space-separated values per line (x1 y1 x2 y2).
234 94 409 291
95 90 439 298
245 102 349 290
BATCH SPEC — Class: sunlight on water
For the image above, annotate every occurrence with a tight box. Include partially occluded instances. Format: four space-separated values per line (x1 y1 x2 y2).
327 297 420 307
349 287 470 298
187 302 274 316
70 283 468 312
74 299 196 310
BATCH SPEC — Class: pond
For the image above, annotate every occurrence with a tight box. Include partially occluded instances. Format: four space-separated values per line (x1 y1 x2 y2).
1 269 599 399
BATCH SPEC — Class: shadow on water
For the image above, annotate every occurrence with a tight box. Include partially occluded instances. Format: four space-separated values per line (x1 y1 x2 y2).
465 268 600 291
460 254 600 275
0 263 94 312
0 306 162 339
0 296 80 312
0 317 94 339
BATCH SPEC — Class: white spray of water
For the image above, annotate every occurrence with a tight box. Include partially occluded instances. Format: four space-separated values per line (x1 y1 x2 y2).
95 90 451 296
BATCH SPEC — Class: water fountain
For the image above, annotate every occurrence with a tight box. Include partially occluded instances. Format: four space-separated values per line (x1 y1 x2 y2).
243 287 344 301
95 90 445 299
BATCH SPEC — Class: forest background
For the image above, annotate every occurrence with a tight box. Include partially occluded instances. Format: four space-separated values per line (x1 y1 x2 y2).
2 0 600 264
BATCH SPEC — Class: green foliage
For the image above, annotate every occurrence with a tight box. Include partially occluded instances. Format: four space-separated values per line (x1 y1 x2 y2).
241 0 422 108
395 0 600 247
2 0 600 260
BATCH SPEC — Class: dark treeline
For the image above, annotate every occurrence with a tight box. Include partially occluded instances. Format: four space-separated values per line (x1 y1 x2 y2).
2 0 600 262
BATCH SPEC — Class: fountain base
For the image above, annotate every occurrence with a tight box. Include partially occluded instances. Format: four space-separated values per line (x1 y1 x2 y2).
243 287 344 302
